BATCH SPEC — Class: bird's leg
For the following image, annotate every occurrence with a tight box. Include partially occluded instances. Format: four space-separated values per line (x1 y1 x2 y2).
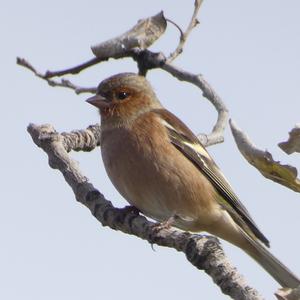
149 215 180 248
152 214 180 232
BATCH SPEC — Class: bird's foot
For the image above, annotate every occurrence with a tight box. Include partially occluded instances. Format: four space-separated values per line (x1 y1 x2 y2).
149 215 179 249
152 215 179 233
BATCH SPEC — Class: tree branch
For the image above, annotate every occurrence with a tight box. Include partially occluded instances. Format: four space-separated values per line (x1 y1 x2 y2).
17 4 227 147
167 0 203 62
27 123 263 300
18 49 227 146
162 62 228 146
16 57 97 94
45 57 102 78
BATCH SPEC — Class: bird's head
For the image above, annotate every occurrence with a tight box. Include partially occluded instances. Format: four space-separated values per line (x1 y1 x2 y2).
86 73 162 127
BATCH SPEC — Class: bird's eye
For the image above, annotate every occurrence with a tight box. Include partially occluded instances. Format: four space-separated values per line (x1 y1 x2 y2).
117 91 129 100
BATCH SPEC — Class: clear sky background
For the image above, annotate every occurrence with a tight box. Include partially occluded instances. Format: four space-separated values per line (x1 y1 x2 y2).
2 1 300 299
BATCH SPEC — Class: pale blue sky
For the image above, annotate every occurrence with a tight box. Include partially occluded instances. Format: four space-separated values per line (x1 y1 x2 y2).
2 1 300 299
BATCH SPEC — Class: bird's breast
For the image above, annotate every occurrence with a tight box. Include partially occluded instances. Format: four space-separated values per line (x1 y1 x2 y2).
100 121 221 231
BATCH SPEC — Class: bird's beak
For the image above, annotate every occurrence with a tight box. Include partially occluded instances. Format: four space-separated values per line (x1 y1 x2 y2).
86 94 111 109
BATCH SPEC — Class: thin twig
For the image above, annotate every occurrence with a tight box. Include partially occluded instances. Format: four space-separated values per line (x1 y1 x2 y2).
27 123 263 300
162 62 228 146
167 0 203 62
17 57 97 94
166 18 184 40
45 57 102 78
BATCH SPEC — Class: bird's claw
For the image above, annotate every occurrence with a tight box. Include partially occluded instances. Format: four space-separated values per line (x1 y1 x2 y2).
151 215 179 233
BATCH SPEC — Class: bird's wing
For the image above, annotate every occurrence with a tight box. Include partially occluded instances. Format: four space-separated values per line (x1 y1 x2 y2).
152 109 270 247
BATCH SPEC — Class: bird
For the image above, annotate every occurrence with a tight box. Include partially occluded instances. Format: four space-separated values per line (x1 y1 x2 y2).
86 72 300 288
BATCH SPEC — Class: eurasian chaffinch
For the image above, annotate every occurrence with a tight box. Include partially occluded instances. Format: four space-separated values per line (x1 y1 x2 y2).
87 72 299 288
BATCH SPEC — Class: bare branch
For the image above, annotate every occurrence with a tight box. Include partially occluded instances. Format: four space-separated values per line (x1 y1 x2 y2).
45 57 102 78
166 18 184 39
61 124 101 152
17 57 97 94
17 3 227 145
167 0 203 62
18 11 166 80
230 119 300 193
27 123 263 300
17 49 227 146
162 63 228 146
278 124 300 155
59 79 97 94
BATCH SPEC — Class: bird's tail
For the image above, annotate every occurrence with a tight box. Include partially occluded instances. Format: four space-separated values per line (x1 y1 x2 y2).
241 230 300 288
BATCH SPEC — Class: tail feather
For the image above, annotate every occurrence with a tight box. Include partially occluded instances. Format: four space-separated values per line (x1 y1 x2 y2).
241 230 300 288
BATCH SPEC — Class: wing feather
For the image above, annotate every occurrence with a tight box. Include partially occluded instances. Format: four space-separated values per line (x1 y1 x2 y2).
153 109 270 247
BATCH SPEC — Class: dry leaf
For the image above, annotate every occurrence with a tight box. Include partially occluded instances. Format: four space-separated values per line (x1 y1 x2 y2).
91 11 167 58
279 124 300 154
230 119 300 193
